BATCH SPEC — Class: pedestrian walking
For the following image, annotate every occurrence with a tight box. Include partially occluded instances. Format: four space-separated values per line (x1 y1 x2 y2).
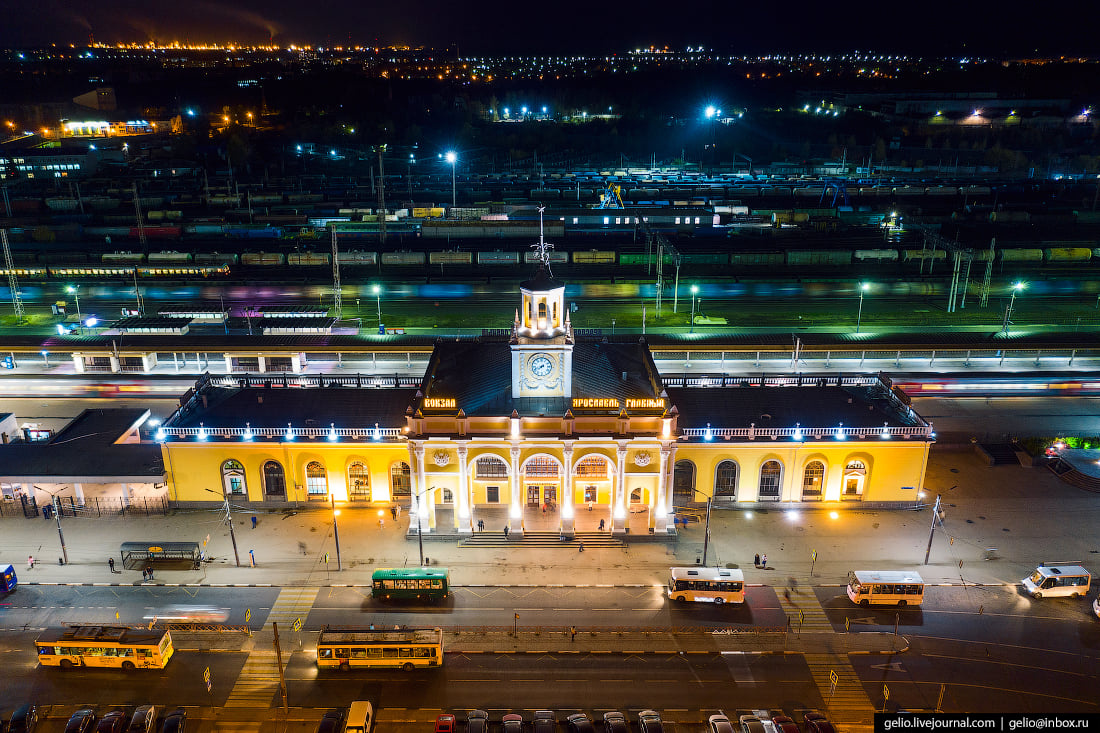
598 518 605 531
390 506 397 521
578 542 585 553
570 625 577 641
761 554 767 569
503 526 510 539
146 564 154 580
379 517 385 529
108 557 115 573
141 568 148 581
783 588 791 602
27 555 34 570
251 515 258 529
754 553 760 567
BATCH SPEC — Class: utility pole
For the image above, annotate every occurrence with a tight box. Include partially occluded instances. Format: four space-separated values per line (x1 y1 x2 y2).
701 496 712 566
53 496 69 564
923 494 943 565
272 622 289 714
377 146 387 245
330 226 342 318
225 495 241 567
1 230 25 320
979 238 996 308
132 183 147 252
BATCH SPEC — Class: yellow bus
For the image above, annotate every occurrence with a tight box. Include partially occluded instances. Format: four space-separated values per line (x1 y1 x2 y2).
317 626 443 671
35 625 174 670
846 570 925 607
667 567 746 605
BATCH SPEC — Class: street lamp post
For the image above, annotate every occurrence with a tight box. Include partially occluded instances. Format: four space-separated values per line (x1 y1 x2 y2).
412 489 428 567
687 488 713 567
373 284 382 327
205 488 241 567
1002 281 1026 334
66 285 82 334
36 487 69 564
690 285 699 332
855 282 869 333
445 151 457 208
330 495 342 571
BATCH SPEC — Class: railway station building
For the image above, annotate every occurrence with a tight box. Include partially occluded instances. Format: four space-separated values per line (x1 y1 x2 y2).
157 261 936 535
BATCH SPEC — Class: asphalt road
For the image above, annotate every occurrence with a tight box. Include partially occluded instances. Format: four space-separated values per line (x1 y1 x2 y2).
2 584 1098 715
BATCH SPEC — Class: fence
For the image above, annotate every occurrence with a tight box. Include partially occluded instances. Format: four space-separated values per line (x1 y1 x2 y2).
0 494 170 518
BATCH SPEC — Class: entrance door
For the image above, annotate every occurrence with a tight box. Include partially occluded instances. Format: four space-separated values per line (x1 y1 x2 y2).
543 487 557 506
527 486 541 507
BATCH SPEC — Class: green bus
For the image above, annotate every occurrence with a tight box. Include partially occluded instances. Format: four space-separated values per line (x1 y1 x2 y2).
371 567 450 603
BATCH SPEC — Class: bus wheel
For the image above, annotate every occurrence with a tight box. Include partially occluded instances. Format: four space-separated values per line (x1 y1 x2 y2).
1071 592 1080 598
1032 591 1042 599
713 597 724 605
897 600 907 607
859 599 869 607
675 595 686 603
340 661 350 672
402 662 414 672
60 659 74 669
122 661 135 671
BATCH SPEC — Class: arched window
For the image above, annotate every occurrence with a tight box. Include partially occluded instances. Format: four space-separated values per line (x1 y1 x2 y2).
630 488 643 504
758 460 782 501
475 456 509 478
802 461 825 500
221 459 246 496
575 455 609 478
524 456 559 477
347 462 369 500
305 461 328 497
714 460 738 501
673 460 696 503
843 460 867 499
262 461 286 498
390 462 411 497
442 488 454 504
537 301 548 329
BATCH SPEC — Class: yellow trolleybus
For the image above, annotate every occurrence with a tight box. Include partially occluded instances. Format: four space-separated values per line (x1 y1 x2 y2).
35 625 175 670
317 626 444 671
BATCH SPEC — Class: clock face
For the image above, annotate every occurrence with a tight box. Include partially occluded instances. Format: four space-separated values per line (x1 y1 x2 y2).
530 355 553 378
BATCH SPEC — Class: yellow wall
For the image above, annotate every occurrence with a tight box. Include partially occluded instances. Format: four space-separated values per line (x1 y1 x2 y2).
673 441 929 503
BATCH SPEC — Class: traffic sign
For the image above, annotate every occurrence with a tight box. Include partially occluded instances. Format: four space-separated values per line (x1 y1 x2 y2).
811 549 818 561
203 666 211 683
884 683 890 700
245 608 251 623
830 670 838 686
798 608 804 624
293 617 302 632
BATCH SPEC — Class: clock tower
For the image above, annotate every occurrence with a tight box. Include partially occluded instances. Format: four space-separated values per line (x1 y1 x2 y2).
511 209 573 399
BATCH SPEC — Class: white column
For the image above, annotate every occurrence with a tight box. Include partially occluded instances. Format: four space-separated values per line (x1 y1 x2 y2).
664 444 678 517
224 355 233 372
612 442 627 532
654 447 669 530
414 445 430 531
73 482 85 504
257 356 267 373
72 354 85 373
509 445 522 531
108 354 120 373
561 443 574 534
456 444 471 532
427 486 437 529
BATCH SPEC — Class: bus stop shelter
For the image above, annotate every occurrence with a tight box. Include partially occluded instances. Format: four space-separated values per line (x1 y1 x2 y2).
120 542 201 570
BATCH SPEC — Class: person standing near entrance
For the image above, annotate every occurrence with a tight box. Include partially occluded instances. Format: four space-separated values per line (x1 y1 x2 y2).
27 555 34 570
503 525 510 539
108 557 115 573
570 626 577 641
761 554 767 569
390 506 397 521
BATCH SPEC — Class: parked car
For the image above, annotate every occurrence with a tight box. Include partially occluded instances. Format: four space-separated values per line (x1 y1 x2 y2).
738 715 766 733
65 710 97 733
161 709 186 733
771 717 797 733
565 714 594 733
803 713 834 733
435 715 456 733
8 705 37 733
467 711 488 733
316 710 345 733
127 707 156 733
503 714 524 733
708 715 735 733
638 711 663 733
97 711 127 733
602 713 628 733
533 711 555 733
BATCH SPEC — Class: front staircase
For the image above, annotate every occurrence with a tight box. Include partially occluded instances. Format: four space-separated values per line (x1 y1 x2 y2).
1047 457 1100 493
459 530 624 548
978 443 1021 465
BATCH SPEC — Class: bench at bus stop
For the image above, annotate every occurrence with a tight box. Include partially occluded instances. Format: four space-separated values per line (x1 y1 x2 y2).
119 542 202 571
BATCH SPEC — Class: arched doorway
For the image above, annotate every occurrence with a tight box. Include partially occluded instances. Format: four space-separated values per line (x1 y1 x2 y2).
390 462 411 499
221 460 246 497
473 455 509 505
523 455 560 509
575 454 613 508
843 460 867 499
306 461 328 499
673 460 696 504
347 462 369 501
262 461 286 500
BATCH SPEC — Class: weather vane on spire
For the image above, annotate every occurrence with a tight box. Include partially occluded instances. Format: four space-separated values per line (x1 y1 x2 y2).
530 205 555 274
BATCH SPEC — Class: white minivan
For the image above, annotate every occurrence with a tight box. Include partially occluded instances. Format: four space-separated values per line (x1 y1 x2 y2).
1022 564 1091 599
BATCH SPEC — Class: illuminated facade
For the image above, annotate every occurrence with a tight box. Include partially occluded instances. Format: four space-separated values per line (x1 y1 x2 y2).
158 267 934 533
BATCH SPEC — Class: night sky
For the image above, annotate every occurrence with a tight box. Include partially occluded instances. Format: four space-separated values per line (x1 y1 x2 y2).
2 0 1096 56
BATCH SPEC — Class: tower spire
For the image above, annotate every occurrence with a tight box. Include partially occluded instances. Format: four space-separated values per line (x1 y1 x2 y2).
530 205 554 276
